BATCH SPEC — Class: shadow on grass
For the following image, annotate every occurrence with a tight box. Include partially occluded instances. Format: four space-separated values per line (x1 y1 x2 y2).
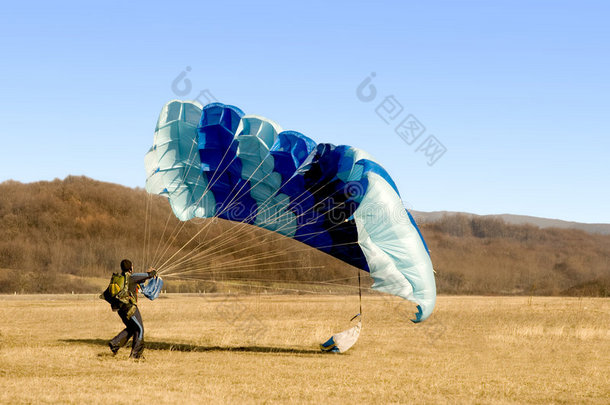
61 338 324 355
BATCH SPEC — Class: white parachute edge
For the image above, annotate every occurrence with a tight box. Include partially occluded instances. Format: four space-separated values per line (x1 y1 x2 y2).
320 320 362 353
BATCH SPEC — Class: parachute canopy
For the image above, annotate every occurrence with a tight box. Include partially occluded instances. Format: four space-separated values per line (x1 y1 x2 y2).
145 100 436 322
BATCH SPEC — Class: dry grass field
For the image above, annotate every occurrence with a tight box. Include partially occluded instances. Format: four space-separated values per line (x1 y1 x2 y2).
0 294 608 404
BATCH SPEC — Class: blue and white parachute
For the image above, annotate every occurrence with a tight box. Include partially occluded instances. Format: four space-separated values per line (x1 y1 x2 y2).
145 100 436 322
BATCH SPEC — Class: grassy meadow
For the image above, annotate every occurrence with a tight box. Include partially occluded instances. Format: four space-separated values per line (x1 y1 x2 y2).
0 294 608 404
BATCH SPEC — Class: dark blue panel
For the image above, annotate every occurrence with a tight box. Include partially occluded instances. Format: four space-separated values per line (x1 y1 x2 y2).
220 105 244 133
294 224 332 254
279 174 306 197
198 104 242 172
271 131 317 183
209 156 257 224
327 220 370 271
197 103 255 223
290 143 370 272
199 103 244 129
216 182 257 223
270 150 296 180
358 159 400 197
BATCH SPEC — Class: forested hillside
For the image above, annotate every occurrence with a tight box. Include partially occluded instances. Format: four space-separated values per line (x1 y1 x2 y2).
0 176 608 296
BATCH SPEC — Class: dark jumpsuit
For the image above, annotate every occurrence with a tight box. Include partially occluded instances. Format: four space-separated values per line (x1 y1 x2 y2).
109 272 153 358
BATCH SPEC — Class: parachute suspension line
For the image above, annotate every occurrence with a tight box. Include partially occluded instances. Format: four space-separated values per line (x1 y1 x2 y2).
180 275 361 284
150 136 276 271
321 269 364 354
151 192 367 295
153 125 359 278
158 173 343 275
170 205 364 284
151 132 248 270
214 194 355 265
170 241 360 274
140 192 148 268
146 192 156 267
153 154 276 273
164 265 326 278
154 215 224 272
285 200 357 248
141 191 153 268
149 208 176 268
161 199 348 277
153 157 276 272
163 242 350 282
157 142 346 274
160 274 363 295
162 261 322 280
170 169 354 271
358 269 363 316
164 275 363 293
161 193 354 278
161 227 360 278
164 273 325 295
161 256 300 278
152 146 270 272
168 272 374 293
150 160 244 269
149 137 200 266
172 259 310 272
160 213 357 280
161 241 362 278
168 157 339 264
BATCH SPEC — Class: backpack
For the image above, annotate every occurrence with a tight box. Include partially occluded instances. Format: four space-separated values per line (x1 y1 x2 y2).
100 272 136 317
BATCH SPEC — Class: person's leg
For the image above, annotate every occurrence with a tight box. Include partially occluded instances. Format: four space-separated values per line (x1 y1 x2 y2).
129 308 145 359
109 311 134 354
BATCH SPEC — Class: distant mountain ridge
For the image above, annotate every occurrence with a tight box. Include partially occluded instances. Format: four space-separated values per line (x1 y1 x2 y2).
412 211 610 235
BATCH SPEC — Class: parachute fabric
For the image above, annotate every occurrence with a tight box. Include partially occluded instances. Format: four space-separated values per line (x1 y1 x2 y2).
146 100 436 323
140 277 164 300
320 320 362 353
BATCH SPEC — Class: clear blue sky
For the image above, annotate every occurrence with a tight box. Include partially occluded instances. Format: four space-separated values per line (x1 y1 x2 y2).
1 1 608 223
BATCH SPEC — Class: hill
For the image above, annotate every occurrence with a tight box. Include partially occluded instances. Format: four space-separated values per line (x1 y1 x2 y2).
412 211 610 235
0 176 361 294
0 176 608 296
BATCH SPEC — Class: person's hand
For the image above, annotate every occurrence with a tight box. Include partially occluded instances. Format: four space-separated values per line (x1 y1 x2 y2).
148 268 157 277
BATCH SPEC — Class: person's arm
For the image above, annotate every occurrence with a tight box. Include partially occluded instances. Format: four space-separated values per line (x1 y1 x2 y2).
131 268 157 283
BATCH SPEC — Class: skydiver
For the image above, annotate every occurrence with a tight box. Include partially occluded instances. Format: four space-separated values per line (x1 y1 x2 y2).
107 259 157 359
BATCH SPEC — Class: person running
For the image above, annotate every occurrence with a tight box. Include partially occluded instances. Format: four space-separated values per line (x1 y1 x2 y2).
106 259 156 359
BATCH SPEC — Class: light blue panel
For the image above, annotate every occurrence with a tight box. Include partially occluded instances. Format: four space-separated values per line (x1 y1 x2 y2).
237 115 282 149
233 115 297 232
249 178 281 202
353 170 436 322
145 100 215 220
236 135 276 183
254 194 297 237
